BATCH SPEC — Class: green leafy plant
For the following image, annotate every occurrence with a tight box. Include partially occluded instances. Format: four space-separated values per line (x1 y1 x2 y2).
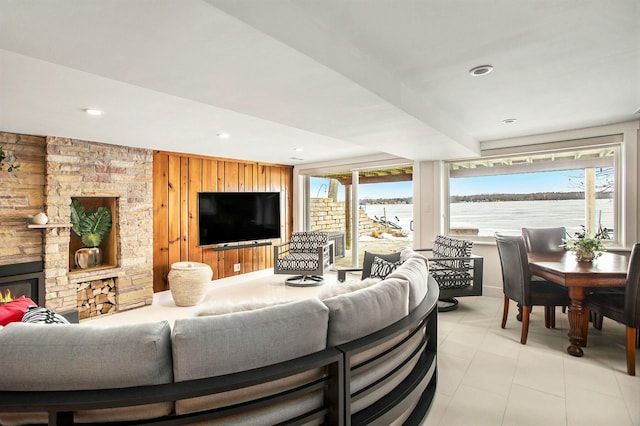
70 199 112 247
0 146 20 173
560 225 609 260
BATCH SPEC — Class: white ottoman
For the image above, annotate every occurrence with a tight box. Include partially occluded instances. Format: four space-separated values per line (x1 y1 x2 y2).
168 262 213 306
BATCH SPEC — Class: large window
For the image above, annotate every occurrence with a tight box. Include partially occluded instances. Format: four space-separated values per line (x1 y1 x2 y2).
447 145 619 241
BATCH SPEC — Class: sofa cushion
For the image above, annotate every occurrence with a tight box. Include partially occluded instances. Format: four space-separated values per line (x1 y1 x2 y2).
323 277 409 347
0 296 37 326
386 256 429 310
172 298 329 417
0 320 173 390
0 321 174 423
399 247 429 264
318 277 380 300
197 298 294 316
173 298 329 379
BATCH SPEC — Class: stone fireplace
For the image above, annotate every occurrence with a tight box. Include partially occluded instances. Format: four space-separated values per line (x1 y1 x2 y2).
0 261 45 307
37 136 154 318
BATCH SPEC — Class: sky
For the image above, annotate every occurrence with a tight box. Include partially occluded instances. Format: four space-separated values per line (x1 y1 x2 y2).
311 178 412 201
450 170 582 196
310 169 600 201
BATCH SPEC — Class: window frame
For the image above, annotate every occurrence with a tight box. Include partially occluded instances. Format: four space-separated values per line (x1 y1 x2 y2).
444 141 622 245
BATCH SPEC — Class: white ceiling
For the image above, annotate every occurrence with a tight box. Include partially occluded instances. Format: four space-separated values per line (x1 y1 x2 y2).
1 0 638 166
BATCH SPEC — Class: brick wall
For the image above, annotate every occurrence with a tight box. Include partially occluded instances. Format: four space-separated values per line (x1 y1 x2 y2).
0 132 46 266
1 132 154 314
44 137 154 313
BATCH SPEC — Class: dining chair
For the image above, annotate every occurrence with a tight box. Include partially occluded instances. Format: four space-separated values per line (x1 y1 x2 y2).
584 243 640 376
521 227 566 253
495 234 571 344
522 226 568 317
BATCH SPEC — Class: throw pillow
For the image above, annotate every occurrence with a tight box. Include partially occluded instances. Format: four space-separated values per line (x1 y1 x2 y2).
0 296 37 326
369 256 403 279
361 251 402 279
22 306 70 324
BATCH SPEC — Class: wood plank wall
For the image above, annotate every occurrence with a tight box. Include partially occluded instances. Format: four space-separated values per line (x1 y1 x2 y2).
152 151 293 293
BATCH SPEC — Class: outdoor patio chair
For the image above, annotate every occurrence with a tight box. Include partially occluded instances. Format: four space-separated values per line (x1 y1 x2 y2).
416 235 483 312
274 232 334 286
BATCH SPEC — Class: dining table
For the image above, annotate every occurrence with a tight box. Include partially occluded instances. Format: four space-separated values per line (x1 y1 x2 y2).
528 251 629 357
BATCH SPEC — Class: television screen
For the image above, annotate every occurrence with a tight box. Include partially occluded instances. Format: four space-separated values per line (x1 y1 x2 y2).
198 192 281 246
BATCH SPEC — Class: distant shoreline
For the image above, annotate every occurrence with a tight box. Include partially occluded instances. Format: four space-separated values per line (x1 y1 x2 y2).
360 191 612 205
450 191 612 203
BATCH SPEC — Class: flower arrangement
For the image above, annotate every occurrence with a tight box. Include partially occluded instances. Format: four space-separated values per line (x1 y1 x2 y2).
560 225 609 262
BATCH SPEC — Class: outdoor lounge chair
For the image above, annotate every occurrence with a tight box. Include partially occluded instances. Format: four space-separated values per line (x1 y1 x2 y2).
416 235 484 312
274 232 334 286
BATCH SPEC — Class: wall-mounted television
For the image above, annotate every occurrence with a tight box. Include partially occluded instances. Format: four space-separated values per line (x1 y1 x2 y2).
197 192 281 246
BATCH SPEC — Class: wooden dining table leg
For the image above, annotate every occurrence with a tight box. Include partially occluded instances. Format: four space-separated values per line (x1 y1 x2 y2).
581 308 590 347
566 287 587 357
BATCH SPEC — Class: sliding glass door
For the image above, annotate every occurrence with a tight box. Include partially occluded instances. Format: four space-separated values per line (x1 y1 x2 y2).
304 165 413 268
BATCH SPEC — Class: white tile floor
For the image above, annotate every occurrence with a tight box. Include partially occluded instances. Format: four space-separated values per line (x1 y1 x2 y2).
90 271 640 425
426 296 640 426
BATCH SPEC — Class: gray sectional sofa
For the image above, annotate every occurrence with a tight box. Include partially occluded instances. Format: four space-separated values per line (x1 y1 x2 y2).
0 249 438 425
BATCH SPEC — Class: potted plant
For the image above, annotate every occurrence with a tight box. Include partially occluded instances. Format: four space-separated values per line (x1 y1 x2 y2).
560 225 609 262
70 199 112 268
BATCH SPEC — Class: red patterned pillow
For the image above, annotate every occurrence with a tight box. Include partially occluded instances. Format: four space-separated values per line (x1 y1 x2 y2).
0 296 37 326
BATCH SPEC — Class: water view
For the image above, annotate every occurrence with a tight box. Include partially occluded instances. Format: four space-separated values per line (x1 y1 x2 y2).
360 203 414 234
450 199 613 237
360 199 614 238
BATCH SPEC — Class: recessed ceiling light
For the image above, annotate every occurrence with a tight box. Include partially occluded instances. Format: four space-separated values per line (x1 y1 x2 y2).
217 133 230 139
293 148 304 152
289 157 304 161
502 118 518 124
84 108 103 116
469 65 494 77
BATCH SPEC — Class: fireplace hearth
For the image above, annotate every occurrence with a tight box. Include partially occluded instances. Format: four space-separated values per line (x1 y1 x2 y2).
0 261 45 306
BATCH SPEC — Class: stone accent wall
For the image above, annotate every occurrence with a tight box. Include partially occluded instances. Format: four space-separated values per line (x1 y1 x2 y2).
43 137 153 314
309 197 395 236
0 132 46 266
